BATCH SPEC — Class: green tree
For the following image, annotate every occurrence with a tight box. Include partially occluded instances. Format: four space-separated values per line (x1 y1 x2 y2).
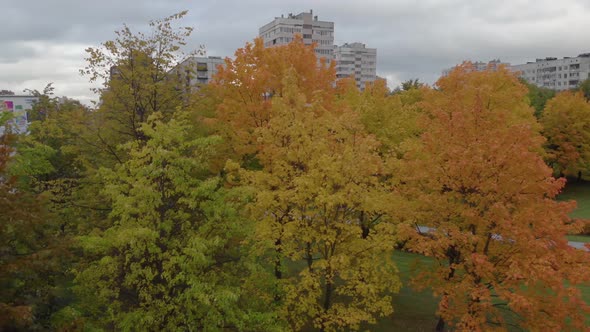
81 11 194 147
520 78 556 118
391 78 423 94
12 86 111 238
0 112 69 331
75 110 276 331
578 77 590 101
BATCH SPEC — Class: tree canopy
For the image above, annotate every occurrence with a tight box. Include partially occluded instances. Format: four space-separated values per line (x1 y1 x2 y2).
399 64 590 331
542 91 590 179
3 12 590 332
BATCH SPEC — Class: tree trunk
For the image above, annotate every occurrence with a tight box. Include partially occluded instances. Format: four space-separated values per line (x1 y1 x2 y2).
320 277 334 332
274 238 282 280
306 242 313 271
435 316 445 331
323 280 333 311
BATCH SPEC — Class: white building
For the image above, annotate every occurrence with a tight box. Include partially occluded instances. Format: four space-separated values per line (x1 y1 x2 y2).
259 10 335 63
0 95 37 134
333 42 377 90
510 53 590 91
173 56 225 87
442 59 509 77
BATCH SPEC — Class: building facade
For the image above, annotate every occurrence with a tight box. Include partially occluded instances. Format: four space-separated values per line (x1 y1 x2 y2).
333 42 377 90
0 95 37 134
509 53 590 91
173 56 225 86
258 10 335 63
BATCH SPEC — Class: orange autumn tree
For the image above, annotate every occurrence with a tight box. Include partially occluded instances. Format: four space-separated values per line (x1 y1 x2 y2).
399 64 590 331
229 69 400 331
541 91 590 179
212 35 336 161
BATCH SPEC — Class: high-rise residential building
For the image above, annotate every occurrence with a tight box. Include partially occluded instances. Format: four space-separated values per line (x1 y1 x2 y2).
333 42 377 90
509 53 590 91
442 59 509 77
258 10 335 63
175 56 225 86
173 56 225 87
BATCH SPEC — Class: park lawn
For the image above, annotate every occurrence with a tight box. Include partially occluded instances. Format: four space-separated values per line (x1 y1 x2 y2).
567 234 590 243
369 250 439 331
558 179 590 219
369 250 590 331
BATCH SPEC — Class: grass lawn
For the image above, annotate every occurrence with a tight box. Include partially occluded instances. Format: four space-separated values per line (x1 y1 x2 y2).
362 181 590 331
369 251 439 331
567 234 590 243
285 181 590 331
365 250 590 331
558 179 590 219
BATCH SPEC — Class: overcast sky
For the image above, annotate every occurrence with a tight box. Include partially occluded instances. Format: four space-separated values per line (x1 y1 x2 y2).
2 0 589 104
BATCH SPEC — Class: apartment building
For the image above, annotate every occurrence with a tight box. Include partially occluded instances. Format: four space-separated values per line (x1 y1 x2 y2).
173 56 225 86
510 53 590 91
333 42 377 90
258 10 335 63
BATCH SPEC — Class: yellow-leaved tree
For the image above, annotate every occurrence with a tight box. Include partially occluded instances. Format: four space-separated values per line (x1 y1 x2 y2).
336 78 423 157
230 69 400 331
541 91 590 179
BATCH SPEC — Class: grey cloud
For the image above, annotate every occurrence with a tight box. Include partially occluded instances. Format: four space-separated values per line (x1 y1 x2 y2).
1 0 188 43
1 0 589 100
0 42 39 63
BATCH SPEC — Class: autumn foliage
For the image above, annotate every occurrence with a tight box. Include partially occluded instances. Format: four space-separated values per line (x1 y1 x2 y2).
399 64 590 331
3 14 590 332
231 70 400 331
212 35 336 159
542 91 590 178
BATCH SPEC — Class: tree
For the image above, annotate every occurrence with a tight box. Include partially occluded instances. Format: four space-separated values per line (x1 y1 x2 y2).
399 65 590 331
391 78 423 95
0 112 68 331
212 35 336 161
578 77 590 101
11 86 113 241
81 11 194 146
75 110 277 331
337 78 423 156
0 89 15 95
541 91 590 179
401 78 423 91
520 78 556 119
236 70 400 331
